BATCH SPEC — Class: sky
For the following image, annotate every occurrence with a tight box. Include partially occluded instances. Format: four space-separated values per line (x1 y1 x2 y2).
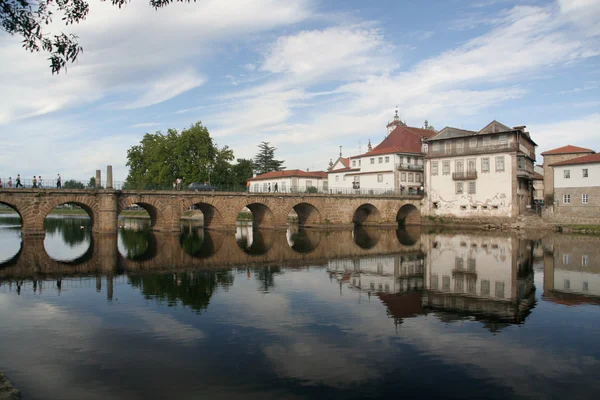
1 0 599 183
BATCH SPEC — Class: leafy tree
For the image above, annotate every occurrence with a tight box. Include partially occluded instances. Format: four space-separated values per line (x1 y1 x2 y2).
0 0 193 74
124 121 233 189
62 179 85 189
253 141 284 175
232 158 254 186
87 176 96 189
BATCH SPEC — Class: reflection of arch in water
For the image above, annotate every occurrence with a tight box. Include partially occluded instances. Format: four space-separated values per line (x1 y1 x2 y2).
180 229 223 259
237 228 274 256
45 236 95 265
118 229 158 261
0 204 23 266
396 204 420 226
0 241 22 268
245 203 274 228
292 203 321 226
353 204 381 225
286 228 321 254
396 226 421 246
353 226 380 249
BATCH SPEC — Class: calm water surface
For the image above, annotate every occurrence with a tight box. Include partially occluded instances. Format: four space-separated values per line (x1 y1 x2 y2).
1 213 599 400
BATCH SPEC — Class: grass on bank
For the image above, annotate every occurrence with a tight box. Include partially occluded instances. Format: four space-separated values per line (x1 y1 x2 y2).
563 225 600 235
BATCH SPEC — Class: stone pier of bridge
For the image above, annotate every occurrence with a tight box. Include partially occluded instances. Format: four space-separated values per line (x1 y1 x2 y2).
0 188 423 236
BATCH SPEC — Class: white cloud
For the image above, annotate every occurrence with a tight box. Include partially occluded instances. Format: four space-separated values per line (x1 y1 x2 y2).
130 122 161 129
0 0 313 124
123 69 206 109
558 0 600 37
528 113 600 155
261 26 396 83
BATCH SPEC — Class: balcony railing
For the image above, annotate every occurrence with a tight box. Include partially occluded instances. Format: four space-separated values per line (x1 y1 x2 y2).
396 163 423 171
452 171 478 180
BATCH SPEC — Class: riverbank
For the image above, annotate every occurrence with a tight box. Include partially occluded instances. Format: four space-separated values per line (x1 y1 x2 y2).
0 372 20 400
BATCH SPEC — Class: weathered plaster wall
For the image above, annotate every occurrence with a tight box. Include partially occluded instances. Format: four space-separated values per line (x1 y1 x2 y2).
424 151 514 218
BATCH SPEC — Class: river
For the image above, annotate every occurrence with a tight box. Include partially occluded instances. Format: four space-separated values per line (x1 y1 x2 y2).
0 213 599 400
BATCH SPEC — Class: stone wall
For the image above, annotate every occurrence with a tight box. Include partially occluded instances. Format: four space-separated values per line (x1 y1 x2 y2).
554 186 600 219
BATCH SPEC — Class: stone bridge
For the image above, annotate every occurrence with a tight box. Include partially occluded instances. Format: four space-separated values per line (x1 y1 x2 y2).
0 227 423 280
0 188 423 235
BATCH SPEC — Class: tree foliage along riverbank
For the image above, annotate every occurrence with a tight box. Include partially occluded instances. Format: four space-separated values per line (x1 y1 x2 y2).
124 122 254 189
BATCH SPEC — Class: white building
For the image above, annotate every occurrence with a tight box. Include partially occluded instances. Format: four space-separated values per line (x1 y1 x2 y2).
424 120 537 218
247 169 328 193
327 110 435 194
551 152 600 219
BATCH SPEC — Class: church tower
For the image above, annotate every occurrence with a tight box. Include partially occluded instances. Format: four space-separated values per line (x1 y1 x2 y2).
386 108 406 135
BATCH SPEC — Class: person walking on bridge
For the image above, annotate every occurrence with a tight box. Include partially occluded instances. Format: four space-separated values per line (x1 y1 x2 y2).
32 176 37 188
8 177 12 188
15 174 22 188
57 174 62 188
38 176 43 188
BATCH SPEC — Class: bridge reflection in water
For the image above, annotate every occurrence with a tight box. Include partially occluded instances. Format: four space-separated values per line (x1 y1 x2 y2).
0 221 557 331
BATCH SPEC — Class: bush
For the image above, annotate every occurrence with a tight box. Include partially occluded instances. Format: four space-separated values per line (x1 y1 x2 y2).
305 186 318 193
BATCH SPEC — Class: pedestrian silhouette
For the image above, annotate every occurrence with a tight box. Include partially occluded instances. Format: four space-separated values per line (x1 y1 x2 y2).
15 174 23 188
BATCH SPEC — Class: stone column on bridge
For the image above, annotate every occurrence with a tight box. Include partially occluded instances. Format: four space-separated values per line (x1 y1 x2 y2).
96 170 102 189
106 165 113 189
95 192 119 234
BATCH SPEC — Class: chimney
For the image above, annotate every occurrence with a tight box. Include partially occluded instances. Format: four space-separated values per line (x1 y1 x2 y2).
307 168 310 172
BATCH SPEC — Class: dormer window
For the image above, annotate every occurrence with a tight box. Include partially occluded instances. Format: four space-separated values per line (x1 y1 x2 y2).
352 160 356 167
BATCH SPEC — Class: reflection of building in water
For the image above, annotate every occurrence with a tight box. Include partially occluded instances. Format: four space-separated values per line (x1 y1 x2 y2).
543 236 600 305
422 233 535 326
235 222 254 249
327 253 424 295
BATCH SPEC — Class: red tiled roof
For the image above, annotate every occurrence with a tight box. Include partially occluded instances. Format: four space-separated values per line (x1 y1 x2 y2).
247 169 327 181
340 157 350 168
533 172 544 180
352 126 434 158
550 152 600 167
541 145 595 156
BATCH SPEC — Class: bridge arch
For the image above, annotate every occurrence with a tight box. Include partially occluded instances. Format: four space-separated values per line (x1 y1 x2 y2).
396 203 420 226
185 202 224 228
0 200 23 220
41 197 99 231
292 202 321 226
245 203 274 229
352 203 381 225
118 196 180 232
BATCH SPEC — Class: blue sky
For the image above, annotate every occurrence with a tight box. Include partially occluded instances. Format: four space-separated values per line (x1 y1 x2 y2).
1 0 599 182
